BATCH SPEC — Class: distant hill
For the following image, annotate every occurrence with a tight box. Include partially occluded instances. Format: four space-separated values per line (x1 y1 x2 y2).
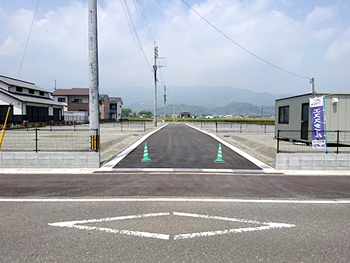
155 102 275 117
116 85 289 116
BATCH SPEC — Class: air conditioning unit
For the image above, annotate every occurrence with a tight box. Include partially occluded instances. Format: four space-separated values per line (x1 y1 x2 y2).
332 98 338 104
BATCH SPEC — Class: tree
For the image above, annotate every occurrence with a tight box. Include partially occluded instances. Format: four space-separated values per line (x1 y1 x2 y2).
138 110 153 118
122 108 132 117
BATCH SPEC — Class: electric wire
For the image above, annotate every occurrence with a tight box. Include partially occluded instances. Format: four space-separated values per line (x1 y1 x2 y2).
121 0 153 76
17 0 40 79
181 0 311 81
133 0 154 49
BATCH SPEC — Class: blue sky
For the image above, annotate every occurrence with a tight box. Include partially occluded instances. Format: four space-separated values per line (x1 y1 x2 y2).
0 0 349 97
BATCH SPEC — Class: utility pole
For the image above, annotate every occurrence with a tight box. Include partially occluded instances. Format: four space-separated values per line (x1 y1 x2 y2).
153 43 166 126
310 77 315 96
163 83 166 122
88 0 100 153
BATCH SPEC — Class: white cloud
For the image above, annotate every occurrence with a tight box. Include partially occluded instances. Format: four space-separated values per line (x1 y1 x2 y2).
0 0 349 95
305 5 336 25
324 27 350 61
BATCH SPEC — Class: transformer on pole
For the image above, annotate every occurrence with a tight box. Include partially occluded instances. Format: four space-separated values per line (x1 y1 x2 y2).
88 0 100 153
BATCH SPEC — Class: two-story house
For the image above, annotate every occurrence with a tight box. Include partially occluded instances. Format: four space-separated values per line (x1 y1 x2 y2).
0 75 64 124
52 88 89 123
53 89 123 122
110 97 123 121
99 94 110 120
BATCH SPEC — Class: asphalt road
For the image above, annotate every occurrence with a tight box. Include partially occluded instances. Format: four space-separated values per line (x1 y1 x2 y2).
1 200 349 262
114 123 261 169
0 173 350 198
1 123 350 262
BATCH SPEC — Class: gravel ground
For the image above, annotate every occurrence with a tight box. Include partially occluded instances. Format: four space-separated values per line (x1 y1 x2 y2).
99 122 277 167
218 133 276 167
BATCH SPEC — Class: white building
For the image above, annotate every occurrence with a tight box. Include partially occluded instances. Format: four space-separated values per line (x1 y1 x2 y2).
275 92 350 141
0 75 64 124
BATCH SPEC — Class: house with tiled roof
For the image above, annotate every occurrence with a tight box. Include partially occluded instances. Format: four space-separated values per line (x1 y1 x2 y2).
0 75 64 124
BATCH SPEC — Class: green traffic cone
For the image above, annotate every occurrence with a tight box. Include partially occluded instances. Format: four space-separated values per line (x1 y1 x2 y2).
141 142 152 162
214 143 225 163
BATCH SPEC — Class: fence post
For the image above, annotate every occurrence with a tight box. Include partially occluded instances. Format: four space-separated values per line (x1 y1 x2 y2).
336 130 340 154
240 122 242 133
277 130 280 153
215 121 217 133
35 128 38 153
121 121 123 132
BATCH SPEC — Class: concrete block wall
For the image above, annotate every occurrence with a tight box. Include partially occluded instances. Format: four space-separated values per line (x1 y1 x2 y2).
275 153 350 170
0 152 100 169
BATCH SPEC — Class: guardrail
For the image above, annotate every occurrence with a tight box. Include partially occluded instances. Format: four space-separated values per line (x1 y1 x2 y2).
277 130 350 154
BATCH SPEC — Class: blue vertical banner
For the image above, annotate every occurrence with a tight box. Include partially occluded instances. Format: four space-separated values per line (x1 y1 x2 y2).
309 96 326 149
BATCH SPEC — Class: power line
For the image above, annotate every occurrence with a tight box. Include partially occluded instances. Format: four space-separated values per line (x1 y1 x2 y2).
181 0 311 80
133 0 154 49
121 0 153 76
17 0 40 79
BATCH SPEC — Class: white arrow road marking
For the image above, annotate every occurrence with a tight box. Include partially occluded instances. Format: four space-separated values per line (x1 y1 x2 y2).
48 211 295 240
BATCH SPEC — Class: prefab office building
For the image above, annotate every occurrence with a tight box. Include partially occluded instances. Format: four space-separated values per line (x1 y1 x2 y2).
275 93 350 141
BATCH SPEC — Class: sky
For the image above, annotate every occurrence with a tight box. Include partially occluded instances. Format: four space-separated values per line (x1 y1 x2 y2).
0 0 349 97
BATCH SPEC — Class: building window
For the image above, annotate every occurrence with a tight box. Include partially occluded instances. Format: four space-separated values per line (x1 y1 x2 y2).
16 87 23 92
29 89 34 94
58 98 66 102
39 91 45 96
278 106 289 124
72 99 82 103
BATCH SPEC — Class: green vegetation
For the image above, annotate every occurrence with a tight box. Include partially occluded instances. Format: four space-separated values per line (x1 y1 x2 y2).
122 108 132 117
138 110 153 118
121 117 274 125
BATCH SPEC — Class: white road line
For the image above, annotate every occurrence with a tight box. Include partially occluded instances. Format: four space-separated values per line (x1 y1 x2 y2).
49 211 296 241
99 124 169 170
186 123 275 171
49 212 171 240
1 198 349 203
172 212 295 240
48 212 170 227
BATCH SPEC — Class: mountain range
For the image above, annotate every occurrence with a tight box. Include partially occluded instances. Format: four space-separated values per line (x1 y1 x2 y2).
115 85 290 117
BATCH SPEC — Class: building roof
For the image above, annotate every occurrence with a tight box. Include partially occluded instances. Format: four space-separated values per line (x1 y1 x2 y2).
110 97 123 104
0 88 64 107
99 94 109 100
0 75 48 93
276 92 350 101
53 88 89 96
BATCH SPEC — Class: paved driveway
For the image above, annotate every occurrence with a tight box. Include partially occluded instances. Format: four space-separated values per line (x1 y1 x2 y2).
114 123 261 170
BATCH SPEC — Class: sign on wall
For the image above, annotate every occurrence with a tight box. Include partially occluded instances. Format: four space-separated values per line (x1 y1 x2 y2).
309 96 326 150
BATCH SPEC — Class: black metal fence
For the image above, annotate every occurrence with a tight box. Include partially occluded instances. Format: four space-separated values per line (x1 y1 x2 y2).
100 121 153 132
277 130 350 153
187 121 274 133
0 128 98 152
